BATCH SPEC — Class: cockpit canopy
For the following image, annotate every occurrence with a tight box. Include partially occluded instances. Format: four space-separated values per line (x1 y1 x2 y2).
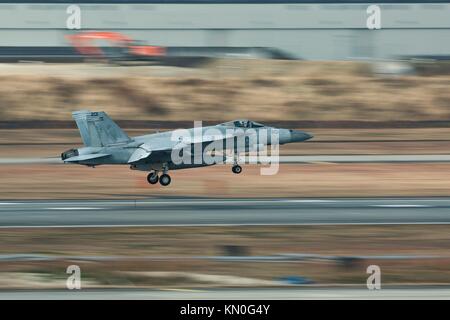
220 119 265 129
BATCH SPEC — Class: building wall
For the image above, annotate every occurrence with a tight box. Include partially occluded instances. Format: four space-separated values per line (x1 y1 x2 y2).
0 3 449 59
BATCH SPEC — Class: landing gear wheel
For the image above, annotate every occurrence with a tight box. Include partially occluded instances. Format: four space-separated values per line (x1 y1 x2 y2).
147 172 159 184
159 174 171 186
232 165 242 174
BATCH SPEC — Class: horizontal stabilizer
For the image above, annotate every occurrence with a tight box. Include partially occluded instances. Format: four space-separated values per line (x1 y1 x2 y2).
64 153 111 162
128 143 177 163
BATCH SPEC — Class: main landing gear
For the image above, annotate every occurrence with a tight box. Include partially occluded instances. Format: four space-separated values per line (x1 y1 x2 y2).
147 172 159 184
159 174 171 186
147 170 171 186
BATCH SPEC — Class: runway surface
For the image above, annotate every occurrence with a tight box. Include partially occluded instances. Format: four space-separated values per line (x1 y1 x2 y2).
2 197 450 228
4 154 450 164
1 287 449 300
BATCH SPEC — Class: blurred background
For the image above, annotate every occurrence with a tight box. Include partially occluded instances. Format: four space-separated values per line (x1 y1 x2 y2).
1 0 450 297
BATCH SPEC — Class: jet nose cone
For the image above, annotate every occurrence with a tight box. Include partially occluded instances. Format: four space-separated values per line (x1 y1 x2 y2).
290 130 313 142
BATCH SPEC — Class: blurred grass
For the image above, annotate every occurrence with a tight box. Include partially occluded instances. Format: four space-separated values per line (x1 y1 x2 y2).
1 60 450 122
1 225 450 260
1 225 450 288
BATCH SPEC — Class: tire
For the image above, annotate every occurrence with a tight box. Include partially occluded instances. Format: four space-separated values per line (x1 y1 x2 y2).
232 165 242 174
159 174 171 186
147 172 159 184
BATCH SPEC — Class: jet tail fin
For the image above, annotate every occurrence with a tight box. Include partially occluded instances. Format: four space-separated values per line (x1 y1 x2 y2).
72 110 130 147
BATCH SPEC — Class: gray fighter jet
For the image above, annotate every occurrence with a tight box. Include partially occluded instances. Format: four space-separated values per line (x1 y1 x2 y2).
61 110 313 186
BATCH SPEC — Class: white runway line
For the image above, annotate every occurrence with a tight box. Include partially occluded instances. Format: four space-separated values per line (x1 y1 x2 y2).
371 205 433 208
4 154 450 165
8 199 344 207
282 199 337 203
1 287 450 300
1 222 450 229
47 207 104 210
250 155 450 163
0 157 62 164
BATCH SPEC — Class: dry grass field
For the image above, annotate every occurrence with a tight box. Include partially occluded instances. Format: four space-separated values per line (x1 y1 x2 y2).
1 61 450 122
1 225 450 288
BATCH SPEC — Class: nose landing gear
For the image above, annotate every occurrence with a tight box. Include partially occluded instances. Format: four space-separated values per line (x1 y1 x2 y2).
232 164 242 174
231 153 242 174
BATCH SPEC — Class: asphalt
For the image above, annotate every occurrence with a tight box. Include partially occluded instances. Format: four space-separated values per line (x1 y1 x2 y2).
2 198 450 228
1 287 450 300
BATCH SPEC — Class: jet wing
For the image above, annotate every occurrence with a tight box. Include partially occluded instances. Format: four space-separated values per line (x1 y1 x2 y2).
127 145 174 164
64 153 111 162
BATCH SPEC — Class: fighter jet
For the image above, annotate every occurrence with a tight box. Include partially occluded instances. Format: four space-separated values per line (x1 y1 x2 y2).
61 110 313 186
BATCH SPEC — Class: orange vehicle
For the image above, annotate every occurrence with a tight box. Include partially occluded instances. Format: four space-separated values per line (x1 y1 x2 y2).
66 31 166 62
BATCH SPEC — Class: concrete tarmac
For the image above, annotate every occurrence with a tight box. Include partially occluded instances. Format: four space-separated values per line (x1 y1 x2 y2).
1 198 450 228
0 287 449 300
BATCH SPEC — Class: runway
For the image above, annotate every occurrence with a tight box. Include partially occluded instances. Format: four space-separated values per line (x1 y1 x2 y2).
4 154 450 164
2 197 450 228
1 287 449 300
